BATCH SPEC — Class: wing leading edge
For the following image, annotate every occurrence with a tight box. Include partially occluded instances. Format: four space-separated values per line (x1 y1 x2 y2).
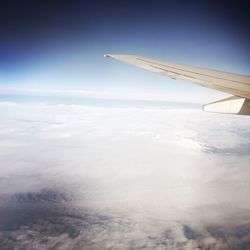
105 54 250 115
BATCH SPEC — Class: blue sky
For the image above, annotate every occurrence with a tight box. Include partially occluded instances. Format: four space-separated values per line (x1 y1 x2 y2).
0 1 249 103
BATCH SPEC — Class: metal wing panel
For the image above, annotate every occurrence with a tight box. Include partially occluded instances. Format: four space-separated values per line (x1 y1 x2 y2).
203 96 250 115
105 54 250 99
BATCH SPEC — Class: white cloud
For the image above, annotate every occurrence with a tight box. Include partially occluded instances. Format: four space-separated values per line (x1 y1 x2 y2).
0 101 250 249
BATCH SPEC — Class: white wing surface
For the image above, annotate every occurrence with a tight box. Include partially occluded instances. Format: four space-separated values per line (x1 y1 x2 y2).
105 54 250 115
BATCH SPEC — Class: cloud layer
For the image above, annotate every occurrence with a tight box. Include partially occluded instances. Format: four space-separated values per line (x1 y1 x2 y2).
0 102 250 249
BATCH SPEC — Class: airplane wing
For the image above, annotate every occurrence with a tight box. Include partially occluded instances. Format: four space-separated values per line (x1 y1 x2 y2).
105 54 250 115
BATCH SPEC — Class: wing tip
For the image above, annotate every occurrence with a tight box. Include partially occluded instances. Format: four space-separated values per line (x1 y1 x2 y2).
104 54 135 59
104 54 112 58
104 54 121 60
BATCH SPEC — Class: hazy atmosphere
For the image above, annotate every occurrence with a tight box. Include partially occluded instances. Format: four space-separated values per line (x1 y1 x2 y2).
0 0 250 249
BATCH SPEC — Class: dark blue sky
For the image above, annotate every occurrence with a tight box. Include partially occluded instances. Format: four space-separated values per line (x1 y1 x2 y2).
0 0 250 103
